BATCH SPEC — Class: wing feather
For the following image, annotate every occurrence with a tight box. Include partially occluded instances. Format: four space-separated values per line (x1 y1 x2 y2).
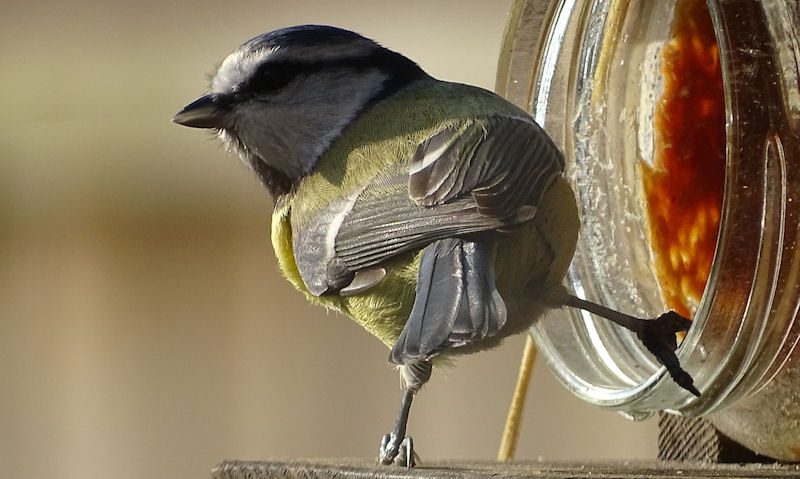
390 238 507 363
293 113 564 298
336 115 563 270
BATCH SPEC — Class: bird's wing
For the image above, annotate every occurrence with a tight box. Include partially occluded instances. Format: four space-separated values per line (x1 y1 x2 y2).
334 115 564 271
331 114 564 362
407 115 563 219
389 237 508 363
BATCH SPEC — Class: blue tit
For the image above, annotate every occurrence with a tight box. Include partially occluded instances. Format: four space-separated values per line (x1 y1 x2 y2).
173 25 698 466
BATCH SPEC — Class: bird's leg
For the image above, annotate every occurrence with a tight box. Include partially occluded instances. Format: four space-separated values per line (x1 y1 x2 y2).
379 388 416 467
562 293 700 397
378 360 431 467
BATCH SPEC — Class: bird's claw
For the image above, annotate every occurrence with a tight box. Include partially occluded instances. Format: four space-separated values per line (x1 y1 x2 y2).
638 311 700 397
379 433 416 467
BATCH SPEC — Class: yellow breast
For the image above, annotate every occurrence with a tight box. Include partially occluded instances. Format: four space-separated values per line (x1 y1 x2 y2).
271 201 418 348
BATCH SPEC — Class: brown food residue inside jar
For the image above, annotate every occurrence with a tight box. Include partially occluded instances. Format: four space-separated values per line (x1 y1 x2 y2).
642 0 725 319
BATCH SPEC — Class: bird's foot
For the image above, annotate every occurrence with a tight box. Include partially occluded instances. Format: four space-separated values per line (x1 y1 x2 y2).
638 311 700 397
379 433 416 467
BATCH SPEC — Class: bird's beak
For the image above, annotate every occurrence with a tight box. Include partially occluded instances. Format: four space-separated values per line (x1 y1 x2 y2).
172 94 228 129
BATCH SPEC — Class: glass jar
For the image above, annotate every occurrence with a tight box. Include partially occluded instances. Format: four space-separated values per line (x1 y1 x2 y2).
497 0 800 460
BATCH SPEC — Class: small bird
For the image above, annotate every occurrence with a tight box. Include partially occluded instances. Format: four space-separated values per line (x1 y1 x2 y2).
173 25 698 466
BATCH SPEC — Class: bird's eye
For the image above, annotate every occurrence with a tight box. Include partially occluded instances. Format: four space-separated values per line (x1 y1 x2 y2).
249 63 296 93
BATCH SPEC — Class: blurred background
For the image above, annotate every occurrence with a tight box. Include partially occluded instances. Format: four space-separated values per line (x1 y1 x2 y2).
1 1 658 478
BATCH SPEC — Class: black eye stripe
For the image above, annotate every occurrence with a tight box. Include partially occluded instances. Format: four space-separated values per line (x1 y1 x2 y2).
242 49 426 96
248 65 296 92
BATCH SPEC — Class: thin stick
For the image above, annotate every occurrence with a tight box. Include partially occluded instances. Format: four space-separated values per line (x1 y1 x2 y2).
497 334 537 462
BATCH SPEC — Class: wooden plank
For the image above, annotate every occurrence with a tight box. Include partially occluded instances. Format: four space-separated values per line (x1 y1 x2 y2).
658 413 777 463
211 459 800 479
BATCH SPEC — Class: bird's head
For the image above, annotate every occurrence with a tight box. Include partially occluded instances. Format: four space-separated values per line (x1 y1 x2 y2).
173 25 428 196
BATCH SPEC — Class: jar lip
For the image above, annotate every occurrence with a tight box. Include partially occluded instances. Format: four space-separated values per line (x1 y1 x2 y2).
529 322 659 406
530 307 695 413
